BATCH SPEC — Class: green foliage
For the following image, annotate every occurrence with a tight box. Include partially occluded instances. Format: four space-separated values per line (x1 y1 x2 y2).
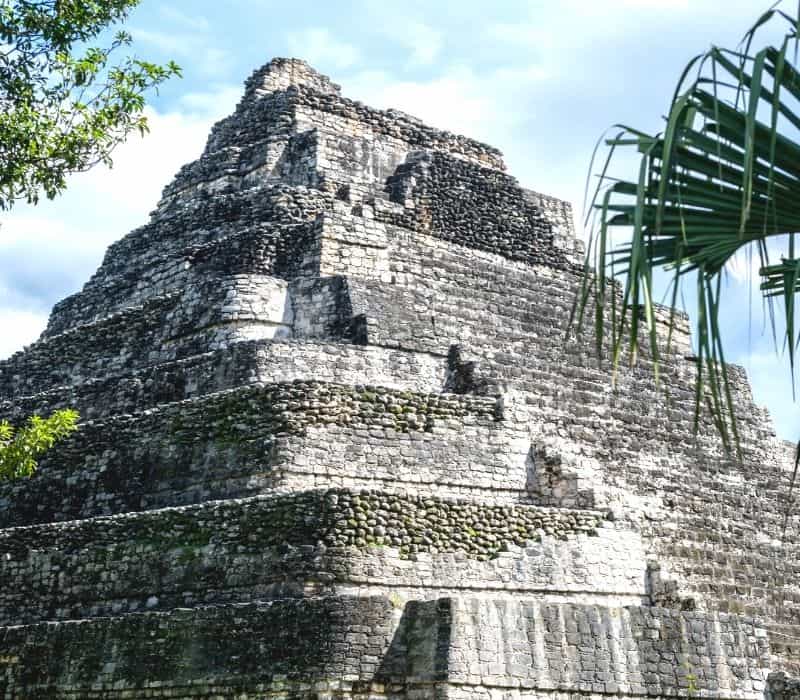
574 5 800 454
0 408 79 480
0 0 181 209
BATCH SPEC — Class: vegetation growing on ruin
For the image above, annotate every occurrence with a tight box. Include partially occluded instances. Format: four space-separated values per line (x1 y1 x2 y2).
0 409 79 480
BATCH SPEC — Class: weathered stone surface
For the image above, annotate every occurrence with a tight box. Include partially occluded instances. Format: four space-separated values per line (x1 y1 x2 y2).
0 56 797 698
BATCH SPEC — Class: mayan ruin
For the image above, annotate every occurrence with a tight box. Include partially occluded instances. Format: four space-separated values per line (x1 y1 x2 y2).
0 57 798 698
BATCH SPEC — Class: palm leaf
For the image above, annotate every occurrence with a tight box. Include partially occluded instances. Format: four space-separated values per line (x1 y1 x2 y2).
572 7 800 455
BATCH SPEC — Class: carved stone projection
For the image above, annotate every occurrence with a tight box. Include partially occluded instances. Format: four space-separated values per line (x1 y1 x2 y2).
0 58 797 699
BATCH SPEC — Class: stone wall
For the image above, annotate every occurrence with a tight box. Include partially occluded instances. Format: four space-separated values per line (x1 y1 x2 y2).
0 597 403 698
0 489 608 625
382 151 572 269
0 383 507 526
0 597 771 700
0 56 795 696
445 600 769 697
1 339 448 421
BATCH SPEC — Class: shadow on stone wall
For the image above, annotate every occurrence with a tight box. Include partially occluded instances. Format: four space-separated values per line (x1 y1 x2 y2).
375 598 452 689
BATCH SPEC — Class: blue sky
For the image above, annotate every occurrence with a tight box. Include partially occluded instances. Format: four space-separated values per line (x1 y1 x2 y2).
2 0 797 440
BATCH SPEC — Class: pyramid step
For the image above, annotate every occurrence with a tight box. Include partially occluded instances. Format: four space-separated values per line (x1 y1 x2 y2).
0 338 446 422
0 292 183 398
380 149 571 270
0 383 521 527
45 183 330 336
341 225 691 361
659 539 800 625
0 597 402 699
0 597 771 699
0 272 359 400
158 83 323 197
0 489 616 627
441 599 769 698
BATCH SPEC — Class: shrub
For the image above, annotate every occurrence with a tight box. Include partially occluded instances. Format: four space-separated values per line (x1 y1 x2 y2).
0 409 79 481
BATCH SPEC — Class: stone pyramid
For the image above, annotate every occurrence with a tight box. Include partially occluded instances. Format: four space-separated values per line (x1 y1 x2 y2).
0 58 798 699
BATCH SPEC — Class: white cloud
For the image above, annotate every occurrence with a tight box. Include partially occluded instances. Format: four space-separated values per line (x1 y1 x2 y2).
0 217 100 311
287 28 359 69
619 0 691 7
402 21 442 66
158 5 211 32
131 28 189 55
0 310 49 359
0 84 240 360
739 348 800 442
131 15 233 81
179 86 243 114
486 23 539 46
484 0 764 75
347 67 492 137
347 63 547 143
355 2 442 66
381 19 442 67
198 47 235 80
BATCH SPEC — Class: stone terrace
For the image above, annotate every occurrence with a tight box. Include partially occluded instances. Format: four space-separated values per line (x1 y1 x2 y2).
0 57 796 698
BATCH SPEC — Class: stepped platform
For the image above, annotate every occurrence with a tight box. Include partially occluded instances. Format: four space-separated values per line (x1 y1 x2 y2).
0 600 771 699
1 57 797 697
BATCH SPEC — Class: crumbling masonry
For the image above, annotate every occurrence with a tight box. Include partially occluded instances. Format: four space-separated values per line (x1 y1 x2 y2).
1 58 799 699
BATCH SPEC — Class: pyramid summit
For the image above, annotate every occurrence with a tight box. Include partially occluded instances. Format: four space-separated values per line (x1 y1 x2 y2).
0 58 798 698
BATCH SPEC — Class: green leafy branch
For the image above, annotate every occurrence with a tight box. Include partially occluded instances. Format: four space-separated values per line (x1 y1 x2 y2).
0 408 79 480
0 0 181 209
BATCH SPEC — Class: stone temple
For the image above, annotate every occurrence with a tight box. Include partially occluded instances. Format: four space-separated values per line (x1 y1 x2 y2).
1 57 799 698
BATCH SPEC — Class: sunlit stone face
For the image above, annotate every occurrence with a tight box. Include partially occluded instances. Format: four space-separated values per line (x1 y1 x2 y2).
0 58 788 698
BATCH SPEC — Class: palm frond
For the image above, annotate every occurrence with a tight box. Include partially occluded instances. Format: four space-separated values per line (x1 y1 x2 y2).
572 5 800 455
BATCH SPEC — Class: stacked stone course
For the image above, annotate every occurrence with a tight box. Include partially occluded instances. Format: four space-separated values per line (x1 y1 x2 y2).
0 57 797 697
